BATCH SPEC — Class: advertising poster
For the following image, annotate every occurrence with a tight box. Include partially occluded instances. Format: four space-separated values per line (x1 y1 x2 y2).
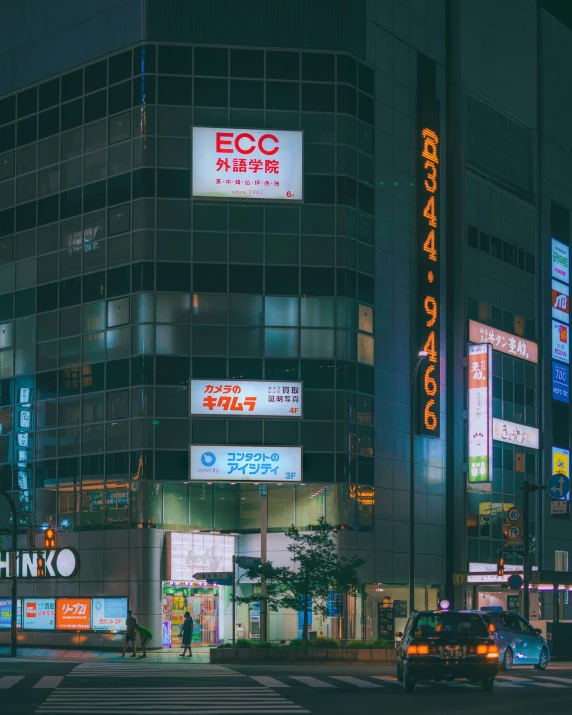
378 604 395 639
189 445 302 482
552 362 570 403
192 127 303 201
0 599 21 630
468 344 493 483
553 447 570 502
190 380 303 418
552 238 570 284
552 279 570 323
92 598 128 631
56 598 91 630
552 320 570 364
23 599 55 630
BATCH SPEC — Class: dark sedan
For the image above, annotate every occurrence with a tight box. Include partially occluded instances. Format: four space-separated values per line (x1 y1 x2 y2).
396 610 499 693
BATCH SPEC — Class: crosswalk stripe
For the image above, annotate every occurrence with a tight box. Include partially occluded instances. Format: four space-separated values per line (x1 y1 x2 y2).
0 676 24 688
372 676 398 682
289 676 335 687
534 676 572 685
494 681 522 688
250 676 290 688
329 676 382 688
34 676 64 689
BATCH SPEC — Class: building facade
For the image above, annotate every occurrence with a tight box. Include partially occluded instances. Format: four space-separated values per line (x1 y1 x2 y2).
1 0 569 649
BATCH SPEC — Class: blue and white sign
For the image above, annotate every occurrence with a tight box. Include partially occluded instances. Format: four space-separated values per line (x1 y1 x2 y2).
189 445 302 481
552 239 570 284
92 597 128 631
547 473 571 500
552 362 570 403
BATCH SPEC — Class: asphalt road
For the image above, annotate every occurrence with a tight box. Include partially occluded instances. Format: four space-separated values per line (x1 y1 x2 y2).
1 657 571 715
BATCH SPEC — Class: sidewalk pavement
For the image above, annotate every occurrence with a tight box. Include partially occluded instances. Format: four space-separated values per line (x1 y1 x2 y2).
0 646 212 663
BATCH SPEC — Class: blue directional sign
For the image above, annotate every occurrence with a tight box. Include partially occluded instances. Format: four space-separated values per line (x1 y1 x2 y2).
547 473 571 500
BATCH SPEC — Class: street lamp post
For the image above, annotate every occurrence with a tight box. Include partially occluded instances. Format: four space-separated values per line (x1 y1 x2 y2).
0 489 18 657
409 350 428 616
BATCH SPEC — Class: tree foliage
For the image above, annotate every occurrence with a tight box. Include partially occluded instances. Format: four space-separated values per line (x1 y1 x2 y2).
236 517 365 642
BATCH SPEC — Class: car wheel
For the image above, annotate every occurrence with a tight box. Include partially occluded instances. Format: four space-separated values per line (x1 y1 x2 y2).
501 648 514 671
396 662 403 683
480 677 495 692
403 673 416 693
534 647 549 671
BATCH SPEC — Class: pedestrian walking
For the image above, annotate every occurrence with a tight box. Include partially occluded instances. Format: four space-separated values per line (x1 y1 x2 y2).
138 624 153 658
122 610 139 658
180 611 193 657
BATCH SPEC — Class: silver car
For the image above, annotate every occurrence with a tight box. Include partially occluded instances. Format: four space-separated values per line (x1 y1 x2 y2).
476 609 549 671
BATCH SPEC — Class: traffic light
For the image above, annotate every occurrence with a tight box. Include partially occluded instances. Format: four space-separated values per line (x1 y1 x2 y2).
497 553 505 577
45 527 56 549
37 555 46 577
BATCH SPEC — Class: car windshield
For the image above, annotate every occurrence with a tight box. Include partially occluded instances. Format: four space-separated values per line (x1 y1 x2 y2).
413 613 488 637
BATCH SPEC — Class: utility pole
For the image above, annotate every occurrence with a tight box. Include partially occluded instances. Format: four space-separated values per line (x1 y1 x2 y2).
521 480 545 620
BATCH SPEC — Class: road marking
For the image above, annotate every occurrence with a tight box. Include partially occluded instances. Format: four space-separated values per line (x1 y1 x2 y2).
534 676 572 685
494 681 522 688
0 676 23 688
36 686 309 713
290 676 335 687
250 676 290 687
372 676 398 682
34 676 64 689
330 676 382 688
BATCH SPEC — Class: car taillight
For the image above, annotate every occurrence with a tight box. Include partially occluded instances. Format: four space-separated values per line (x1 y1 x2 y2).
488 623 495 634
407 644 429 655
476 644 499 657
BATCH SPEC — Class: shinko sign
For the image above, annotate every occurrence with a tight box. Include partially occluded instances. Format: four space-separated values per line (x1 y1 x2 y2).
192 127 303 201
0 549 79 579
189 445 302 482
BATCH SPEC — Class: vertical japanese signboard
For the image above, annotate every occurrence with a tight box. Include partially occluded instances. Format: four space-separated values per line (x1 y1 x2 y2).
192 128 303 201
552 239 570 284
468 344 493 483
416 55 441 437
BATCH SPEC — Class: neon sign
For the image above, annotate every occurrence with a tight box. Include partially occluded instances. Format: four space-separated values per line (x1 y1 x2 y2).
418 126 440 436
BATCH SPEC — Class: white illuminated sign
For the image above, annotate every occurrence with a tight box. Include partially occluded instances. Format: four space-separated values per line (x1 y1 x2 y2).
192 127 303 201
552 320 570 364
23 598 55 630
190 380 302 418
165 532 235 581
0 548 79 579
189 445 302 482
92 597 128 632
492 419 539 449
552 279 570 324
468 344 493 483
552 238 570 284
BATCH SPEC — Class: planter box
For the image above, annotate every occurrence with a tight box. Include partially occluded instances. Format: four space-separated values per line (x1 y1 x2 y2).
210 647 397 665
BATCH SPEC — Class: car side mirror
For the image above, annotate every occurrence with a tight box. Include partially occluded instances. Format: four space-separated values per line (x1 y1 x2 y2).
395 631 403 639
534 628 542 635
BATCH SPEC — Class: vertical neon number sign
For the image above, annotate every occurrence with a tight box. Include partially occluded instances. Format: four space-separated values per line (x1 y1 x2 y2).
419 127 440 437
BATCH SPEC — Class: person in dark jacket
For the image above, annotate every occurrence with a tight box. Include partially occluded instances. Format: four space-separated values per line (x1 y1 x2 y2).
180 611 193 657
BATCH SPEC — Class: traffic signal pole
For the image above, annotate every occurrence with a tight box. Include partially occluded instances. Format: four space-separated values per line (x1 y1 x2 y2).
522 480 545 621
0 489 18 657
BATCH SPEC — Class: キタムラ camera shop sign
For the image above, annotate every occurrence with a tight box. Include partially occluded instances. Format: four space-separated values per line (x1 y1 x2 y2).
190 379 303 417
0 549 79 579
192 127 303 201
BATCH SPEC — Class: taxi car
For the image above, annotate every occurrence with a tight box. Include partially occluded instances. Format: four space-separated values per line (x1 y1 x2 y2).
396 610 499 693
476 608 549 671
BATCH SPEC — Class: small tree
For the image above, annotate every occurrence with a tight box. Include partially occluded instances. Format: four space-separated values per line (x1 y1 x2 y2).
237 517 365 644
